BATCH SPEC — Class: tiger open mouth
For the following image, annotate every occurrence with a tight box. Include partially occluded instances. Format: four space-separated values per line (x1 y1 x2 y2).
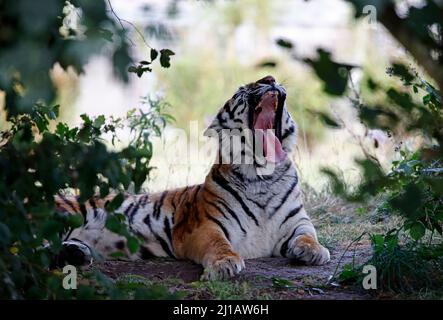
251 90 287 163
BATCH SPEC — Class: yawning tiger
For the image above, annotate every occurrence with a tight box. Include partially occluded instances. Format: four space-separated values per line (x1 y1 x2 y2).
54 75 330 280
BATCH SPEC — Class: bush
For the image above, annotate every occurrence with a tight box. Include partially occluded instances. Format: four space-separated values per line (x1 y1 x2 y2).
0 98 173 299
0 0 177 299
323 65 443 294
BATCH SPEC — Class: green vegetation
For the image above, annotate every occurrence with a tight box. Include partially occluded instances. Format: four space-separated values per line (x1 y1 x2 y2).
0 0 175 299
280 0 443 295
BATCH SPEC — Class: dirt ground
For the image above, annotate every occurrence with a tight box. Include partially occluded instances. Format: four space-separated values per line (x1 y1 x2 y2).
89 193 407 300
94 244 375 300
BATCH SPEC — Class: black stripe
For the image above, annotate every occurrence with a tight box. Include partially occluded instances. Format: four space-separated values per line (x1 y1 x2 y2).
206 213 230 242
237 103 247 115
124 202 134 216
140 194 149 207
281 125 295 140
217 110 227 124
63 228 73 241
173 217 186 231
228 103 239 119
280 205 303 228
143 214 175 258
177 186 190 206
211 170 259 226
204 198 229 220
89 199 98 218
163 217 173 244
156 235 175 258
280 217 310 257
128 196 146 224
153 192 167 219
143 213 152 228
59 195 78 213
280 229 295 258
189 186 202 224
204 188 247 234
115 240 125 250
272 178 298 214
231 168 247 183
139 246 155 259
79 204 88 224
244 194 266 209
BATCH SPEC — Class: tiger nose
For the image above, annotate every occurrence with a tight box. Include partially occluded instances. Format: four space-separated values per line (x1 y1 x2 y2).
256 75 276 85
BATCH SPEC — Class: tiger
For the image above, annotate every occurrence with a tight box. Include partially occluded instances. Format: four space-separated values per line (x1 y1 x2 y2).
54 75 330 280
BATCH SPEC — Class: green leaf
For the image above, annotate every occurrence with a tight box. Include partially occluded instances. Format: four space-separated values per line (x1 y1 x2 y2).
275 38 293 49
271 277 294 289
98 28 113 42
93 115 105 128
371 234 385 253
109 251 125 258
159 49 175 68
387 63 415 84
67 214 84 229
126 236 139 254
150 48 158 61
256 60 277 68
304 49 354 96
128 66 138 73
311 111 342 128
105 215 122 234
409 222 426 240
105 193 125 212
339 264 360 282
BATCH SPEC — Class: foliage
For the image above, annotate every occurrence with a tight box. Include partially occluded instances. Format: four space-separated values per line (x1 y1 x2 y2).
0 0 174 118
0 0 176 299
321 67 443 240
279 0 443 293
345 0 443 90
0 97 172 299
338 231 443 293
128 48 175 78
322 68 443 293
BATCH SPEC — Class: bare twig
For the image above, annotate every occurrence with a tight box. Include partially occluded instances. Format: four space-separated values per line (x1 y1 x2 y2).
107 0 152 50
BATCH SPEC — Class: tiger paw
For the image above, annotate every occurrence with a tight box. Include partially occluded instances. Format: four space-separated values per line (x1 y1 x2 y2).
200 254 245 281
289 234 330 265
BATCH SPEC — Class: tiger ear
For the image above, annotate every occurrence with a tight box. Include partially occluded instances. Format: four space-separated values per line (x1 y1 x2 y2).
203 106 226 137
203 115 222 137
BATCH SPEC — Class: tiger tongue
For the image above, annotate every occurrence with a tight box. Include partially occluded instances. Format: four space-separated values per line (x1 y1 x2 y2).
254 123 287 164
262 129 287 163
253 92 286 163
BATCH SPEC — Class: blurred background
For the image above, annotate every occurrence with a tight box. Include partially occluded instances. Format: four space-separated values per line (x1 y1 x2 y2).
43 0 417 192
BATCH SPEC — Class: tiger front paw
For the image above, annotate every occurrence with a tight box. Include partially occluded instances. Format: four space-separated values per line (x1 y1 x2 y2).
289 234 330 265
200 254 245 281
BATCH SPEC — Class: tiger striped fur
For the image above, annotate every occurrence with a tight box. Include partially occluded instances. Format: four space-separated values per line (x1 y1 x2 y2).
54 75 330 280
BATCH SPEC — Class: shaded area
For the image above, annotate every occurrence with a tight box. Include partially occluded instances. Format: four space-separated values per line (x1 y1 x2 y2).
94 245 373 300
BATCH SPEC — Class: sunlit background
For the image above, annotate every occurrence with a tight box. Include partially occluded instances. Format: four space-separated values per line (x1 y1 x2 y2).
48 0 419 192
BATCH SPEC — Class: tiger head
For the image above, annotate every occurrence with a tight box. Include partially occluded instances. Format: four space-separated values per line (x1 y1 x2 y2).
204 75 297 175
